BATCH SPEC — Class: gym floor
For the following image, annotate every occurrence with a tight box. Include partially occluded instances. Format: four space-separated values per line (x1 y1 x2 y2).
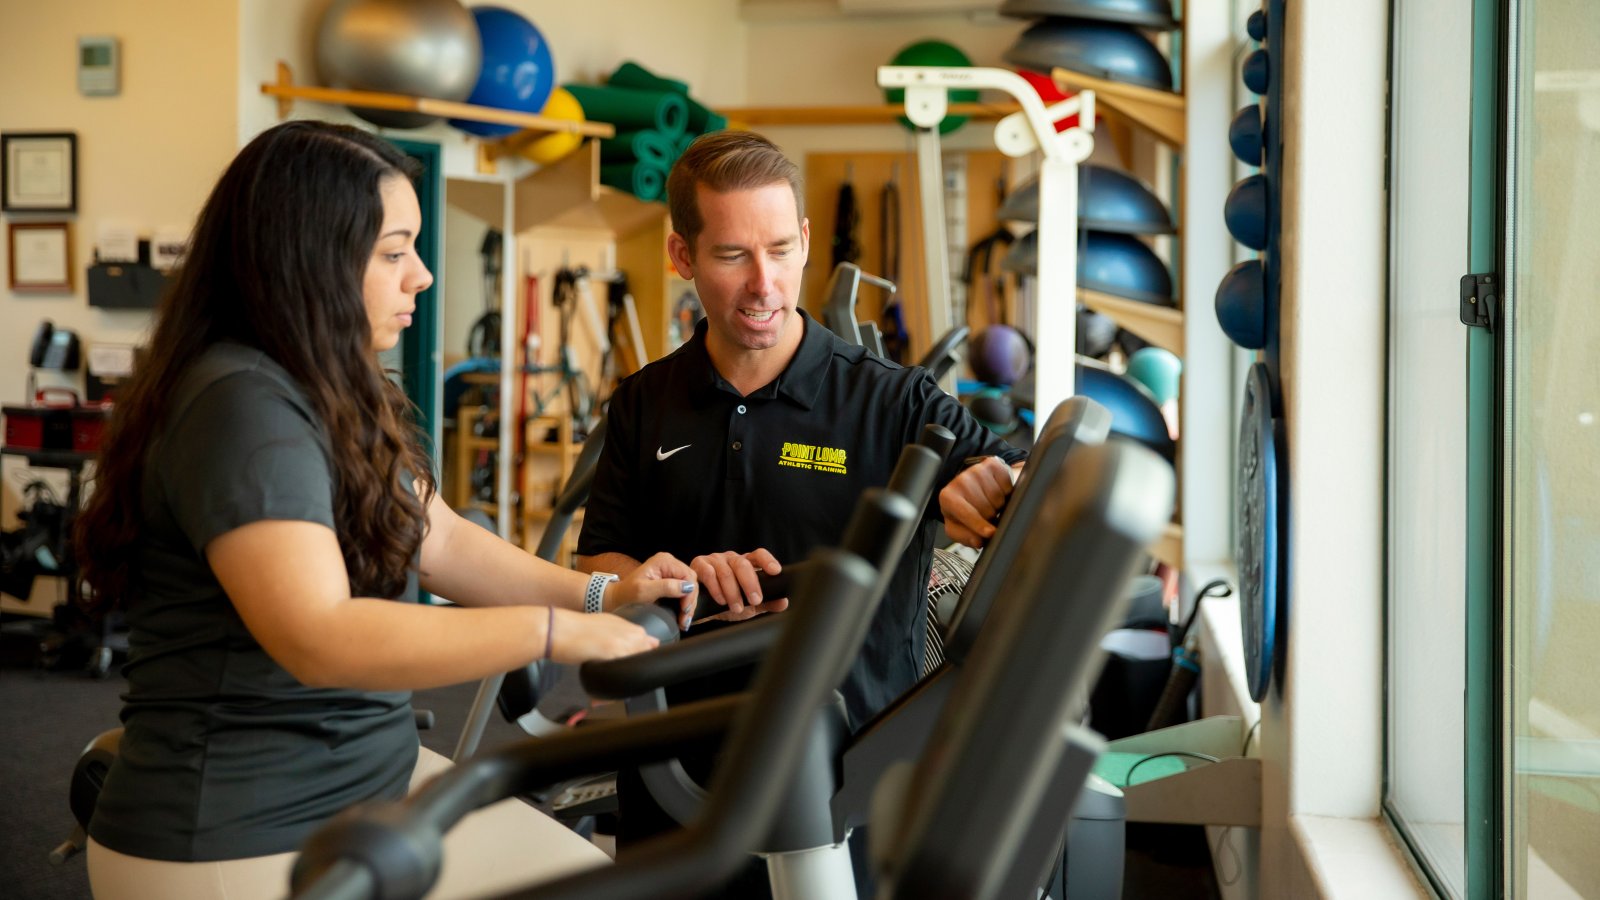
0 620 1221 900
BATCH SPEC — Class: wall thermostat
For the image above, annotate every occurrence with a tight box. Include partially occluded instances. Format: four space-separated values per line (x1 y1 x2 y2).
78 36 120 97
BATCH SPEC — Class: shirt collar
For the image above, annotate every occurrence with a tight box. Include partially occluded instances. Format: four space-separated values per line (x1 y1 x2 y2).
688 309 832 410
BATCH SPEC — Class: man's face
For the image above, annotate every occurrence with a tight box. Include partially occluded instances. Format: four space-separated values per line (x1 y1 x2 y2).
668 181 809 357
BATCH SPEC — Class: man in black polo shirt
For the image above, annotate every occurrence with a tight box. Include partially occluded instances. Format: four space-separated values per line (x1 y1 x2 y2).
578 130 1025 727
576 132 1025 892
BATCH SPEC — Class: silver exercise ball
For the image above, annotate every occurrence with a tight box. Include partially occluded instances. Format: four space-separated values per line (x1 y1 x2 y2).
316 0 482 129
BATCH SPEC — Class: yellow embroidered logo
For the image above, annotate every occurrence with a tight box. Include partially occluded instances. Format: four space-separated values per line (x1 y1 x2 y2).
778 442 848 475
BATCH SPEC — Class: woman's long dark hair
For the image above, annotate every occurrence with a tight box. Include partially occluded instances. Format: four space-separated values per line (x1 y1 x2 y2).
76 121 436 607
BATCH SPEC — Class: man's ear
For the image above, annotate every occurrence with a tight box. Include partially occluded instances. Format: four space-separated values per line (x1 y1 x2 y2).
666 232 695 280
798 217 810 265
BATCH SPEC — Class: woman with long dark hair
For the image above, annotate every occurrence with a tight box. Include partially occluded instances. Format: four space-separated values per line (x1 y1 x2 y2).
74 120 697 899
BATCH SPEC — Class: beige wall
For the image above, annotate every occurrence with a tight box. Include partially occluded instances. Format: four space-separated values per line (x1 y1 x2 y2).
0 0 238 390
0 0 237 551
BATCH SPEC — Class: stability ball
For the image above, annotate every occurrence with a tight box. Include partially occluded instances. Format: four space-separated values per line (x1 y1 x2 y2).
969 325 1033 387
316 0 481 129
884 39 978 136
519 87 585 166
449 6 556 137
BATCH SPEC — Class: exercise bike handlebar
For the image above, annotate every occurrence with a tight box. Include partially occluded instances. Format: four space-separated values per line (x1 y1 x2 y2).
292 548 882 900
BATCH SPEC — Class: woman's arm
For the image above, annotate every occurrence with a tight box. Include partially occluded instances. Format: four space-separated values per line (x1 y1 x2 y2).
419 490 589 608
420 492 699 622
208 519 660 692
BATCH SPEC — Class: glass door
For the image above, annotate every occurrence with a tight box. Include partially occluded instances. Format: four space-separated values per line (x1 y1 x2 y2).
1501 0 1600 896
1385 0 1474 894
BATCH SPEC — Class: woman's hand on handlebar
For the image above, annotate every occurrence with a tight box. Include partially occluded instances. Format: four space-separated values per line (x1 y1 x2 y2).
612 552 700 630
550 609 659 664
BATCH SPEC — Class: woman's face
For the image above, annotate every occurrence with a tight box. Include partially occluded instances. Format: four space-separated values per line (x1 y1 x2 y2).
363 175 433 353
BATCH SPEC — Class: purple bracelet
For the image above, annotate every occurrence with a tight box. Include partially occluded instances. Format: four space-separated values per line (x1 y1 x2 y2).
543 606 555 661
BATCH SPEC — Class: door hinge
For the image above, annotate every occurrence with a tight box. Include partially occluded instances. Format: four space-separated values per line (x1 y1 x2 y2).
1460 273 1499 331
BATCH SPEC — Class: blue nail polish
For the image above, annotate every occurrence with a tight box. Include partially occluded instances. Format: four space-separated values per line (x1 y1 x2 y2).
681 580 695 593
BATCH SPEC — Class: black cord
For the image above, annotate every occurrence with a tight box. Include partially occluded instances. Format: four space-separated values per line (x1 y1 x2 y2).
1174 577 1234 645
1122 750 1220 787
1242 719 1262 756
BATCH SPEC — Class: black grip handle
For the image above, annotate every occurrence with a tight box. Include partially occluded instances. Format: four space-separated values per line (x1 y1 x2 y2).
918 422 957 460
753 559 814 604
884 445 944 515
579 616 786 700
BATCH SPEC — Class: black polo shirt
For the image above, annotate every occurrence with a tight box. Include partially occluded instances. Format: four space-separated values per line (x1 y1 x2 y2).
579 310 1024 726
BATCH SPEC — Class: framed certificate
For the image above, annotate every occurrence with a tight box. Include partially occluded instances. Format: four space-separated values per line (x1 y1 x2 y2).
8 221 73 292
2 132 78 213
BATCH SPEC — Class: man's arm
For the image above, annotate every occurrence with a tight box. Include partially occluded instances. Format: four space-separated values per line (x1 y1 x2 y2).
939 457 1026 548
576 551 643 575
904 370 1029 547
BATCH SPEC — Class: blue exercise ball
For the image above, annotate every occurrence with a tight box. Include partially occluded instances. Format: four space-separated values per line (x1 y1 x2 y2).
998 0 1178 30
316 0 481 129
1224 174 1270 251
969 325 1034 386
998 165 1175 235
1079 232 1175 305
1005 19 1173 92
1215 258 1268 349
1247 8 1268 40
1242 48 1270 95
1002 230 1174 307
1229 105 1263 166
448 7 556 137
1075 360 1175 461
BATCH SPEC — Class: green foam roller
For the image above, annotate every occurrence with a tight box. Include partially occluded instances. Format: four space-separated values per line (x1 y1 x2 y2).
685 97 728 134
564 84 688 138
676 132 696 159
601 160 668 202
608 61 690 96
601 130 675 166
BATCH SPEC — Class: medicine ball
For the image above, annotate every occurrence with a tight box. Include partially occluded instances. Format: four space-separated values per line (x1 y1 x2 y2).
969 325 1034 387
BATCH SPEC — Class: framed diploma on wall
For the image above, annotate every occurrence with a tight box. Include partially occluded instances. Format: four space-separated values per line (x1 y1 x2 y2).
2 132 78 213
8 221 73 292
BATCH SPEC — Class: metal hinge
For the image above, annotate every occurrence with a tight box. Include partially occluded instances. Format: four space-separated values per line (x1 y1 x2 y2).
1460 273 1499 331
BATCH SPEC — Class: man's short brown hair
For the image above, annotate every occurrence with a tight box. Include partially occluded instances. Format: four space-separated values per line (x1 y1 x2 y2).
667 131 804 254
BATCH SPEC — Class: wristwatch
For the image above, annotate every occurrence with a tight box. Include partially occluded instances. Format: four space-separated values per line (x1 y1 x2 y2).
585 572 619 614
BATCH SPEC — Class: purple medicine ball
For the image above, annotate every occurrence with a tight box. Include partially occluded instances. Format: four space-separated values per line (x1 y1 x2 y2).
969 325 1033 386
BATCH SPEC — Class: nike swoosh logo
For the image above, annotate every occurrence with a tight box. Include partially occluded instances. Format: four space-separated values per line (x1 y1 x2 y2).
656 444 691 461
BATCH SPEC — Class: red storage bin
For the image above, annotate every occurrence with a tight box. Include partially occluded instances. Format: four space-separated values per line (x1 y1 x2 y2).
3 405 73 451
71 407 110 453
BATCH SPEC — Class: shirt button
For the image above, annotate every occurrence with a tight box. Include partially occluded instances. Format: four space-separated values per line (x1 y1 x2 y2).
732 441 743 451
736 404 747 414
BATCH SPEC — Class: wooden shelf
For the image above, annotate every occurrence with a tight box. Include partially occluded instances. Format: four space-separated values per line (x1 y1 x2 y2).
513 140 668 235
719 101 1023 127
1051 69 1185 147
260 61 616 139
1078 288 1185 357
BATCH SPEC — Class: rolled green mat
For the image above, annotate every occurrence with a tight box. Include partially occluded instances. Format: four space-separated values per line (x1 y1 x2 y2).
600 160 668 203
685 98 728 135
676 132 696 159
563 84 688 138
600 129 675 166
607 61 689 96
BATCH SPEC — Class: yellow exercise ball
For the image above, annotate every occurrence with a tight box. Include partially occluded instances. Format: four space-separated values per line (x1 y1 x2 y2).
520 87 585 166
